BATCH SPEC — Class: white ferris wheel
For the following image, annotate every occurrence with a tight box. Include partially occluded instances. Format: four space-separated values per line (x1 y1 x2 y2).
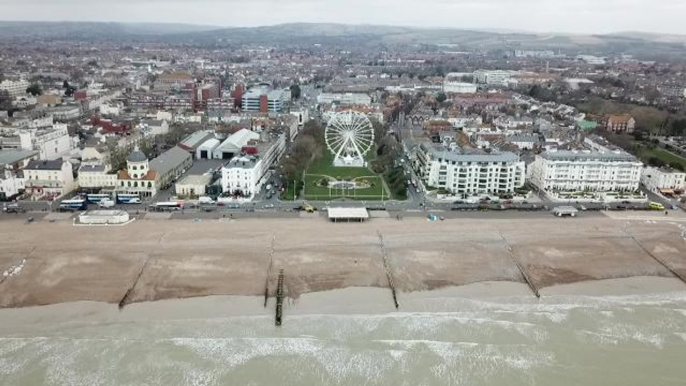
325 111 374 167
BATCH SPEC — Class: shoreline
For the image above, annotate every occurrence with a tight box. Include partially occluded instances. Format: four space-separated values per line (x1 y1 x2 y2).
2 276 685 332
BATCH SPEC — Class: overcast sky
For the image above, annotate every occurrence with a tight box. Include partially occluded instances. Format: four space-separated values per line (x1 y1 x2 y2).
1 0 684 35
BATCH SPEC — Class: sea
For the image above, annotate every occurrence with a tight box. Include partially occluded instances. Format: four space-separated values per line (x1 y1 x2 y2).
2 292 686 385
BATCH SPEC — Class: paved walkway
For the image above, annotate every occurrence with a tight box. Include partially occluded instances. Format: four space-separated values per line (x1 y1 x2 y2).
602 210 686 222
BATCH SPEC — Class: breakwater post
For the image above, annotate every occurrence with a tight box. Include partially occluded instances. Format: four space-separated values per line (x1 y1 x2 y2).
497 230 540 298
377 231 399 309
275 269 284 326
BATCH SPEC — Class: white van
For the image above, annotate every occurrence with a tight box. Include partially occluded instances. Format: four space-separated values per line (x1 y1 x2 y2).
98 199 116 208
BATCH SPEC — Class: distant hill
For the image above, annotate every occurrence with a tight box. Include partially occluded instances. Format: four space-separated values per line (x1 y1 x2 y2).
0 21 220 39
1 21 684 60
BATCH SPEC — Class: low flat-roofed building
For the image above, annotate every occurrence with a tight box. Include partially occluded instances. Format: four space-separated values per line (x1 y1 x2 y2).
78 210 130 225
0 149 39 171
327 207 369 222
175 174 212 197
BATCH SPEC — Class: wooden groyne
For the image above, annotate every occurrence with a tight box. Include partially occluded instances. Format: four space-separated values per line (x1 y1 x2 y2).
119 256 151 309
630 236 686 286
377 231 399 309
497 231 540 298
275 269 284 326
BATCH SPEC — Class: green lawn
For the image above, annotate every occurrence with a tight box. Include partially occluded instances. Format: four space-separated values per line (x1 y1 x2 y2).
637 146 686 169
302 151 390 200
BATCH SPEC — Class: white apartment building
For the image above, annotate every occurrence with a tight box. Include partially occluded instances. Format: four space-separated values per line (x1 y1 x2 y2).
0 79 29 98
443 81 477 94
317 93 372 106
221 155 262 199
473 70 514 86
18 123 73 160
221 133 286 200
78 163 117 189
23 159 76 200
414 144 525 195
10 114 53 130
640 166 686 192
529 150 643 192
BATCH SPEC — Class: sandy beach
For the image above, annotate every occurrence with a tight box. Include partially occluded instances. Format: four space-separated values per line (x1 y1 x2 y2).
1 214 686 311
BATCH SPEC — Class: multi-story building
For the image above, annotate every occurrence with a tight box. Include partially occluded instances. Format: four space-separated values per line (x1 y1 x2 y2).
528 149 643 192
77 162 117 190
221 132 287 200
154 71 193 91
413 143 525 195
473 70 514 86
23 159 76 200
0 79 29 98
317 93 372 105
241 85 290 113
640 166 686 193
18 123 73 160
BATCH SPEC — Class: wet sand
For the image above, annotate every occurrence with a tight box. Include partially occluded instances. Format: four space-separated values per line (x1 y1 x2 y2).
1 215 686 309
1 276 685 335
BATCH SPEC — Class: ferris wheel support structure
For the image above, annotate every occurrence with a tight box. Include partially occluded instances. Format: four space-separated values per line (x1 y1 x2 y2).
325 111 374 167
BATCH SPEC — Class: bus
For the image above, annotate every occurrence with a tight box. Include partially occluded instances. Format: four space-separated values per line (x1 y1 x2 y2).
86 193 112 204
649 202 665 211
59 199 87 211
149 201 183 212
117 193 141 204
552 206 578 217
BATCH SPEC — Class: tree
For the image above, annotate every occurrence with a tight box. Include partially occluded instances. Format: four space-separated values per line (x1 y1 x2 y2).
0 90 12 111
669 118 686 137
436 92 447 103
289 84 301 100
371 119 387 146
26 84 42 96
669 161 685 171
647 156 666 168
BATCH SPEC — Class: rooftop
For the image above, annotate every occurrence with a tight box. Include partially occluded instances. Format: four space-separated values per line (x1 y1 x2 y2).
180 131 215 149
25 159 64 171
539 149 638 162
0 149 39 166
423 143 521 163
78 164 106 173
149 146 191 177
327 207 369 220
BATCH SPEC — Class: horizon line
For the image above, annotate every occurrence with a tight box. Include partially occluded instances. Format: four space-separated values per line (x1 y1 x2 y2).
0 19 682 38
